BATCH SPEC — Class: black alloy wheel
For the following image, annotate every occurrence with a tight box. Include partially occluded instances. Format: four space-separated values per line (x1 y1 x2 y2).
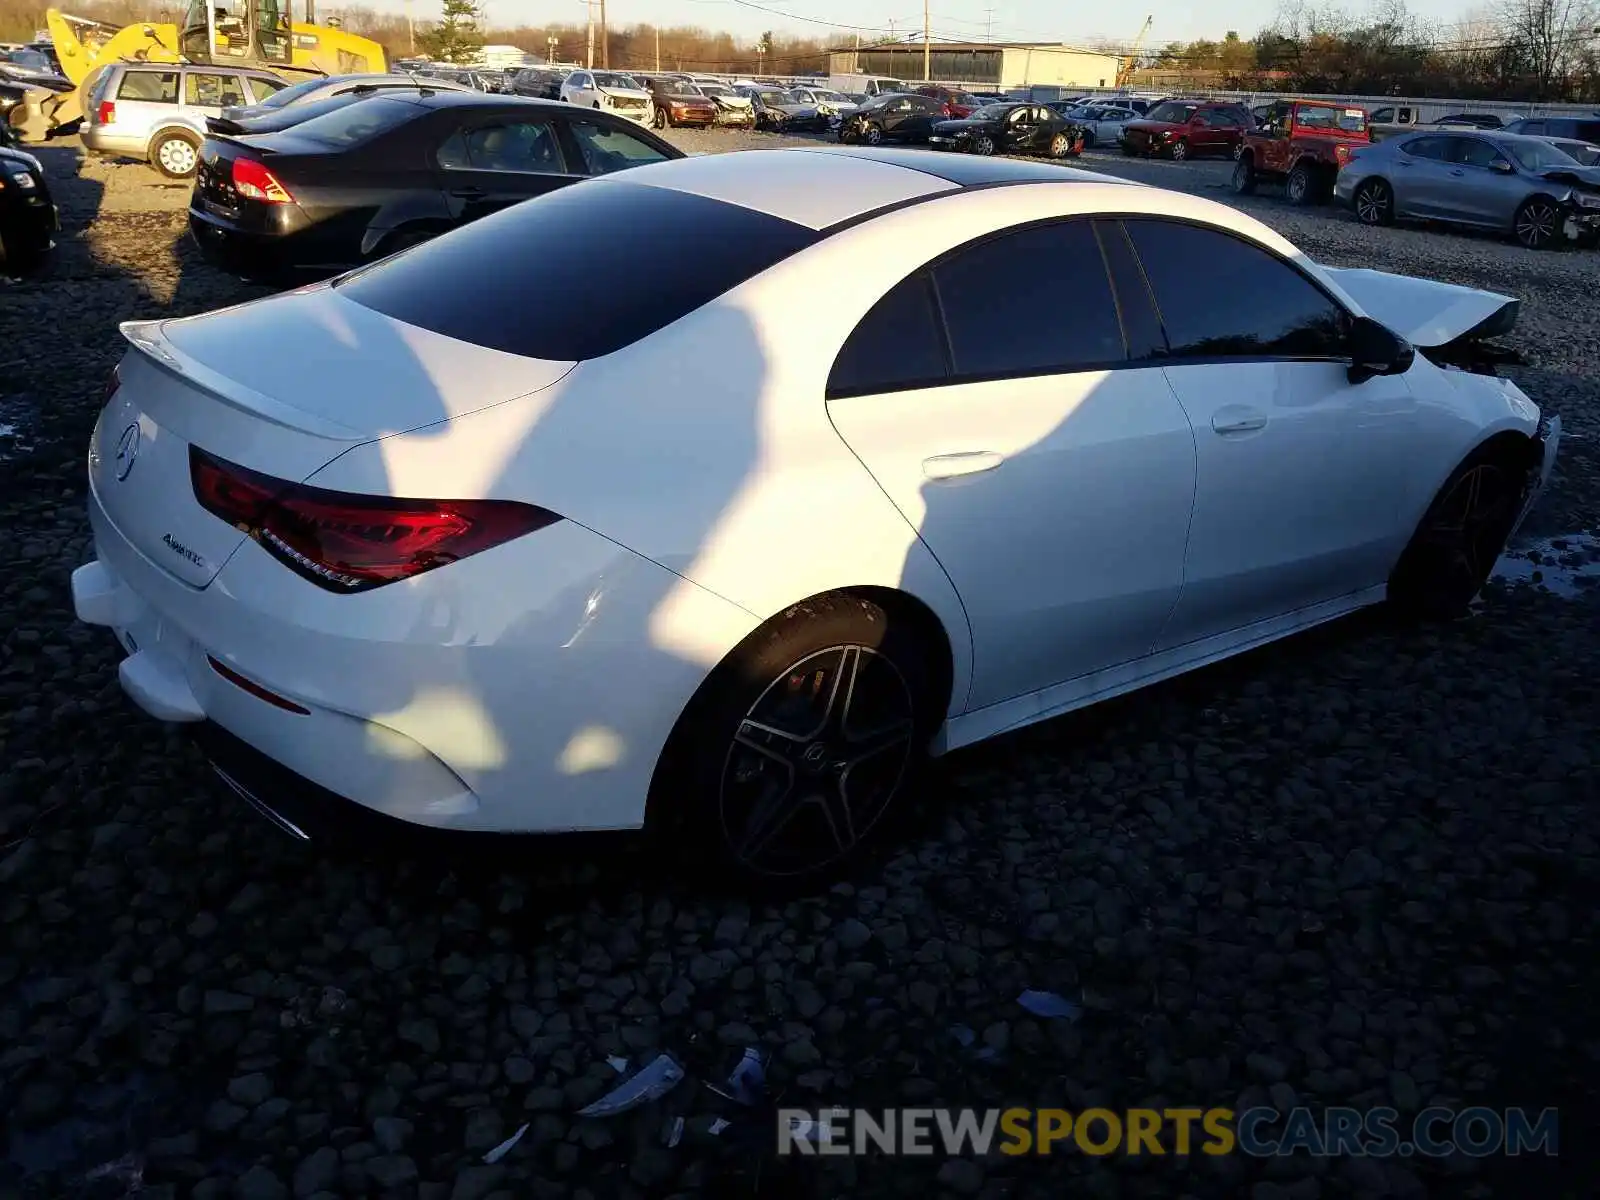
1390 457 1524 618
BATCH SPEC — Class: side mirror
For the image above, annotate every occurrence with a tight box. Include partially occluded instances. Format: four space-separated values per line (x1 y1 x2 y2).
1490 158 1514 174
1347 316 1414 384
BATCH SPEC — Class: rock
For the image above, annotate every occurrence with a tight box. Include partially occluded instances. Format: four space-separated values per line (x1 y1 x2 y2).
463 1107 504 1152
450 1165 508 1200
365 1155 419 1188
292 1147 339 1197
233 1165 287 1200
228 1072 273 1106
204 1100 249 1132
203 990 254 1014
398 1017 441 1054
1390 1070 1421 1112
373 1116 413 1153
783 1038 822 1067
1246 1053 1288 1083
503 1055 535 1084
837 918 872 950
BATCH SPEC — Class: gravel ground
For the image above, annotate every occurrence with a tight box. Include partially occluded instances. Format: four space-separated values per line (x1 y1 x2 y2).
1 131 1597 1200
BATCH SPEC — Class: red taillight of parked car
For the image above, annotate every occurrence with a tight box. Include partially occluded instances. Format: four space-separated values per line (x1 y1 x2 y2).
96 100 115 125
940 103 952 117
231 157 295 204
189 447 563 593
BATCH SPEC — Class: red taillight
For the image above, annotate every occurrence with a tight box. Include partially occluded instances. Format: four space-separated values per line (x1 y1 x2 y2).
231 157 295 204
97 100 115 124
207 656 310 714
189 447 562 593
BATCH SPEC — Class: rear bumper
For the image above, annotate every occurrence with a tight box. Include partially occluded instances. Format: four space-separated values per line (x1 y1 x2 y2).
189 207 339 282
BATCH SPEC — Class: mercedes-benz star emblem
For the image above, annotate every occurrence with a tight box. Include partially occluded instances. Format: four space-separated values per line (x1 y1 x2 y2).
114 422 141 482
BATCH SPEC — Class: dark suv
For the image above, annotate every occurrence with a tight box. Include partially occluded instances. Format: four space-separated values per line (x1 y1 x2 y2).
1503 116 1600 144
1120 99 1254 161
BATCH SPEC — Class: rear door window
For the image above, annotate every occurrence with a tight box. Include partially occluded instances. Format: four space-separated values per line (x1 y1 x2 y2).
932 219 1124 380
117 71 179 103
437 121 566 173
185 72 248 108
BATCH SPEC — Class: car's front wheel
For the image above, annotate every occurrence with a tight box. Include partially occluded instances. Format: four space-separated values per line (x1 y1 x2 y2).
1048 132 1071 158
1389 446 1529 619
1169 138 1189 161
1286 162 1316 205
150 130 201 180
1514 196 1561 249
972 133 995 155
863 122 884 145
1232 156 1257 194
655 593 943 888
653 107 668 129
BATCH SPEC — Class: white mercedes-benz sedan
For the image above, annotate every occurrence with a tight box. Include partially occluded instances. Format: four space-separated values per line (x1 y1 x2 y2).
72 147 1560 883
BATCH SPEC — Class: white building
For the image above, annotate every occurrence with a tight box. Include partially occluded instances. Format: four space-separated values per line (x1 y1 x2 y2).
477 44 537 70
831 41 1124 90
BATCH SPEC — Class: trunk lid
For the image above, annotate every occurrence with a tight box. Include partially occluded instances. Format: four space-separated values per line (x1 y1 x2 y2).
94 292 575 588
1318 266 1519 349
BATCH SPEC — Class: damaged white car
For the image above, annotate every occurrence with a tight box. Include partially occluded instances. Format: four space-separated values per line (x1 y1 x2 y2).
71 148 1558 884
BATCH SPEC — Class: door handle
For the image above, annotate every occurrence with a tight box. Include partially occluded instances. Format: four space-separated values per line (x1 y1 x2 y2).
1449 168 1464 176
923 451 1005 480
450 186 486 198
1211 410 1267 435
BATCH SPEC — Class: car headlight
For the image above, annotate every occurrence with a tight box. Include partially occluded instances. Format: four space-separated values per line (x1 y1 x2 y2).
1576 192 1600 209
7 170 36 190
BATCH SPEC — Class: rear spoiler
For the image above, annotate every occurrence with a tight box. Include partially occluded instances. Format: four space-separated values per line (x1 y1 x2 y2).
119 320 366 441
205 116 244 135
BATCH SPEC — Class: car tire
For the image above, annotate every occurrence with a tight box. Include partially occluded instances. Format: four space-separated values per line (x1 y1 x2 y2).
1513 196 1561 249
1232 156 1257 194
1120 141 1136 155
1388 444 1530 620
1286 162 1316 206
1048 132 1071 159
653 107 668 129
651 592 944 889
150 130 201 180
1082 128 1095 148
972 133 995 156
1353 178 1395 226
863 122 884 146
1169 138 1189 161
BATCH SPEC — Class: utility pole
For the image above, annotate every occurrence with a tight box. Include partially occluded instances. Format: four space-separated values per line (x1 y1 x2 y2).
600 0 608 68
585 0 595 67
305 1 315 23
922 0 929 81
655 27 660 72
984 7 994 43
404 0 415 55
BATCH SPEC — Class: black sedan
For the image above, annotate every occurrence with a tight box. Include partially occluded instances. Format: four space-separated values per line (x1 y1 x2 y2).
0 126 56 273
838 93 948 145
928 103 1086 159
188 92 683 284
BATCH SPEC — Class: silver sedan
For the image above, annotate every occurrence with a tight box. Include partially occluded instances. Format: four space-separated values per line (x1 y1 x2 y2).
1336 129 1600 249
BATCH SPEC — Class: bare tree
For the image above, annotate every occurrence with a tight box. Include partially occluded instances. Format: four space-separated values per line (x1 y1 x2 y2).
1501 0 1600 96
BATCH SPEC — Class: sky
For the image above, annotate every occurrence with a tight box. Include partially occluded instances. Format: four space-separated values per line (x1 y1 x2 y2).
369 0 1483 50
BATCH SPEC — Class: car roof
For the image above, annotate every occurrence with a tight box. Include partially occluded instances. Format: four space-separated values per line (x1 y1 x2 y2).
586 145 1141 230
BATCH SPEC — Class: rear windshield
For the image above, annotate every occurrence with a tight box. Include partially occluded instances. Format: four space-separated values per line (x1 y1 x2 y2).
1295 105 1367 133
337 181 821 360
284 96 419 147
257 76 325 108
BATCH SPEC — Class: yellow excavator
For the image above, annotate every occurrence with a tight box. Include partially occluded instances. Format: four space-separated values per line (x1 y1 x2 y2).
12 2 386 140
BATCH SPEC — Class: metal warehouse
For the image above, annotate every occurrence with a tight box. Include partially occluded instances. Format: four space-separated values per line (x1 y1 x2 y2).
831 42 1125 89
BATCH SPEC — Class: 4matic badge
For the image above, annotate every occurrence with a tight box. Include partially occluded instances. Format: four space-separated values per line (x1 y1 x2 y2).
162 533 206 571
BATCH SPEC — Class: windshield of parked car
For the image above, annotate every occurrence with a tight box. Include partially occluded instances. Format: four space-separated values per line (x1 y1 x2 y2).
1294 104 1368 133
1551 140 1600 165
594 72 640 90
1507 138 1579 170
1146 101 1197 123
970 104 1012 120
758 91 788 104
700 84 733 97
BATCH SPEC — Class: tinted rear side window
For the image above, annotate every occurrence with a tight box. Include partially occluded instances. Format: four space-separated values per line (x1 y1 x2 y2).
828 273 947 398
933 220 1124 379
338 181 820 360
1123 219 1348 359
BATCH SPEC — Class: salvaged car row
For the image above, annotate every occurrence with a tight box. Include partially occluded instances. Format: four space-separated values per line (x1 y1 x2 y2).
4 67 1599 278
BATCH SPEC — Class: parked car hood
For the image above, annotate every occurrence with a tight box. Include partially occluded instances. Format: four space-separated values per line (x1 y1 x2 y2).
1535 163 1600 189
1319 266 1519 349
709 94 752 107
598 86 652 100
1124 119 1181 133
664 91 714 103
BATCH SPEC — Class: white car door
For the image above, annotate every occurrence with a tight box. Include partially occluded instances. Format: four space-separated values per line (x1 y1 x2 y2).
826 218 1197 713
1112 217 1420 650
564 71 595 105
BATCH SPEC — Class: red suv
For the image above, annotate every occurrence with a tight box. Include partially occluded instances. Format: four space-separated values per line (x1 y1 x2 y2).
916 85 981 119
1119 99 1255 161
